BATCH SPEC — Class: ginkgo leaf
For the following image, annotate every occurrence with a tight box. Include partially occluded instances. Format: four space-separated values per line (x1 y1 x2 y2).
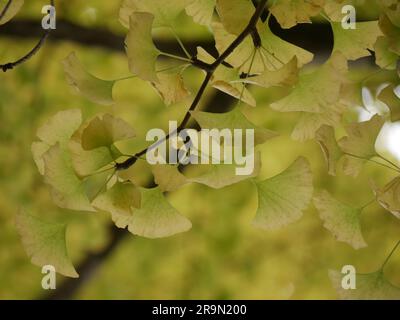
378 84 400 122
0 0 24 25
81 114 136 151
152 164 188 192
316 125 344 176
216 0 254 35
119 0 187 28
291 103 347 141
16 209 78 278
338 114 385 159
212 21 313 74
191 108 279 145
270 0 325 29
43 144 95 212
271 52 347 113
112 187 192 239
241 56 299 88
62 52 115 106
197 47 256 106
372 177 400 219
186 0 216 26
342 155 365 178
32 109 82 175
92 181 141 218
379 14 400 55
151 72 190 106
313 190 367 249
253 157 313 230
329 270 400 300
68 138 114 178
257 22 314 70
189 152 262 189
331 21 382 60
324 0 357 22
374 36 399 70
125 12 161 83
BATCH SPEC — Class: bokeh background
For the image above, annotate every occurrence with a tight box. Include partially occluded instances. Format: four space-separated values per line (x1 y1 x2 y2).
0 0 399 299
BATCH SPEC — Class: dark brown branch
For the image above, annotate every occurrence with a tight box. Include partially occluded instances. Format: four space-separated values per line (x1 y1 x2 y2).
116 0 269 172
0 0 13 22
0 0 55 72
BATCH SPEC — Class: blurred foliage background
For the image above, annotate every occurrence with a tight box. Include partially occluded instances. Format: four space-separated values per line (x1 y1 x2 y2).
0 0 399 299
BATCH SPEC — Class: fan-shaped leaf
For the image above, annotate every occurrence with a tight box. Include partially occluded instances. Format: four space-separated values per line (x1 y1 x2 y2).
62 52 115 106
16 209 78 278
253 157 313 230
314 190 367 249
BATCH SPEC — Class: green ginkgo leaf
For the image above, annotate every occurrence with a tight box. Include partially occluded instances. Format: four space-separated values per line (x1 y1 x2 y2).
62 52 116 106
339 114 385 159
81 114 136 151
271 51 347 113
119 0 187 28
331 21 382 60
379 14 400 55
191 108 279 145
16 209 78 278
329 270 400 300
253 157 313 230
216 0 254 35
43 144 95 212
315 125 344 176
270 0 325 29
32 109 82 175
151 72 190 106
378 84 400 122
0 0 24 25
92 181 141 218
313 190 367 249
372 177 400 219
125 12 161 83
112 187 192 239
186 0 216 26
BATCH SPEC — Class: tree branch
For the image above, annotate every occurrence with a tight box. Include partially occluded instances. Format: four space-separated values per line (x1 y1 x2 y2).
115 0 269 172
0 0 55 72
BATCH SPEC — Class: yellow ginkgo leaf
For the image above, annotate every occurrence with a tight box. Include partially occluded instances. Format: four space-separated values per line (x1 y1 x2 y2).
62 52 115 106
43 144 95 212
32 109 82 175
191 108 278 145
112 187 192 239
119 0 187 28
339 114 385 159
372 177 400 219
270 0 325 29
329 269 400 300
125 12 161 83
271 51 347 113
331 21 382 60
378 84 400 122
241 56 299 88
186 0 216 26
151 72 190 106
314 190 367 249
253 157 313 230
216 0 254 35
315 125 344 176
16 209 78 278
81 114 136 151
